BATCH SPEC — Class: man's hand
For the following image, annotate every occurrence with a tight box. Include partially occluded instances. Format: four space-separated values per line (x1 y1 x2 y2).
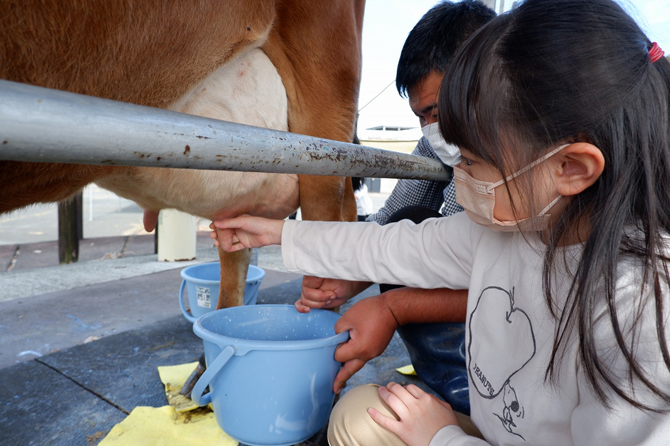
332 286 468 393
210 214 284 252
369 382 459 446
332 295 399 393
295 276 371 313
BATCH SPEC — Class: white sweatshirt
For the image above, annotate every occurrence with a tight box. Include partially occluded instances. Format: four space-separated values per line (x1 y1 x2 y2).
281 213 670 445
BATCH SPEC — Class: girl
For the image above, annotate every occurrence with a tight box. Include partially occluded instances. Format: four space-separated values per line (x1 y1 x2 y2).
211 0 670 444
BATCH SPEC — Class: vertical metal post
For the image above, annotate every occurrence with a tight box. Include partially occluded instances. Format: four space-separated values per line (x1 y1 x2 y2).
58 196 80 264
75 192 83 240
154 223 159 255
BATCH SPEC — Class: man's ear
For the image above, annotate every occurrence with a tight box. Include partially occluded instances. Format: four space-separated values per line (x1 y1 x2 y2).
554 143 605 197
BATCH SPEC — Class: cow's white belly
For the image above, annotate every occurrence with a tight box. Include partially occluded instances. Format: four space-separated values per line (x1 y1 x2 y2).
96 47 300 221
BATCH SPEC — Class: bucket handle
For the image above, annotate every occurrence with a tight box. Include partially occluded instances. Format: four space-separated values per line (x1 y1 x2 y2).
191 345 236 406
178 280 197 323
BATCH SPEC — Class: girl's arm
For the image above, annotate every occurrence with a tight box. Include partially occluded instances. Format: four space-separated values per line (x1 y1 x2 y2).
570 279 670 445
211 215 285 251
215 212 475 290
281 213 475 290
570 373 670 445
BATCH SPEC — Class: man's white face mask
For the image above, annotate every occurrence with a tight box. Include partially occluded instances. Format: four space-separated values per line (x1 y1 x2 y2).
421 122 461 166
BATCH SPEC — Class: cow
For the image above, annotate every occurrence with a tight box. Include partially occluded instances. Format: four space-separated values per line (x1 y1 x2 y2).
0 0 363 309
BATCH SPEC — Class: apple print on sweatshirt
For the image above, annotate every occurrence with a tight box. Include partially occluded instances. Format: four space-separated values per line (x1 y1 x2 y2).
468 286 536 440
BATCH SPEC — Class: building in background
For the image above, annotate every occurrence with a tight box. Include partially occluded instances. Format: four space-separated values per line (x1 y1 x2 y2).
359 125 422 193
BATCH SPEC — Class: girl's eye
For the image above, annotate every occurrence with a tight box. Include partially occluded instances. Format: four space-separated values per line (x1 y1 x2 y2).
461 156 473 166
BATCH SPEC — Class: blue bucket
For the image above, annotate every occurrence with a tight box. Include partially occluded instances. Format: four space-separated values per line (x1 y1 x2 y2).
179 262 265 323
191 305 349 446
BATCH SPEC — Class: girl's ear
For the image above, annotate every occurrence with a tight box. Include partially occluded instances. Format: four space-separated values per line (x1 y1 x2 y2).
554 143 605 197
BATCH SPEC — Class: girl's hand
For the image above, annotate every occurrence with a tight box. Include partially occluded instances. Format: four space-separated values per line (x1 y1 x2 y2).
369 382 459 446
295 276 370 313
210 215 284 251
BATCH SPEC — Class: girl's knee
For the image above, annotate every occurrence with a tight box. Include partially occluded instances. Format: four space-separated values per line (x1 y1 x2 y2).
328 384 405 446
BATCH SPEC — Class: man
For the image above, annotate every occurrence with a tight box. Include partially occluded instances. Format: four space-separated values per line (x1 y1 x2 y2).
367 0 485 225
297 0 496 415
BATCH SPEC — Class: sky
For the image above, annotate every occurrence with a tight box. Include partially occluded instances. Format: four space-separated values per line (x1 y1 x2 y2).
356 0 670 133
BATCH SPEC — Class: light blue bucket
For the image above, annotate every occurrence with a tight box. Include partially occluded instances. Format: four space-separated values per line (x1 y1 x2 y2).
179 262 265 323
191 305 349 446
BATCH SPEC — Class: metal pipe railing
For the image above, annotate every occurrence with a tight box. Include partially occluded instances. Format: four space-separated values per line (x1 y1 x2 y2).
0 80 449 181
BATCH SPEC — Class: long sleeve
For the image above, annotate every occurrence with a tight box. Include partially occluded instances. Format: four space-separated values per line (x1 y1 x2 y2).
281 212 475 290
568 254 670 445
430 426 490 446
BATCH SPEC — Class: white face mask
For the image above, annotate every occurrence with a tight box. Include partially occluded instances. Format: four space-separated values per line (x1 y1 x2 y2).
453 144 568 232
421 122 461 167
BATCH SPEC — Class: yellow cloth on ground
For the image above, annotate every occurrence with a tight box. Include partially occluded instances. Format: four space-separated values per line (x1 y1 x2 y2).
157 361 200 412
395 364 417 375
99 362 237 445
99 406 237 446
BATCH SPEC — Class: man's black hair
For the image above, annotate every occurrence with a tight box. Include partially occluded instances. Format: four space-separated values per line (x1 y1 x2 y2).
396 0 495 97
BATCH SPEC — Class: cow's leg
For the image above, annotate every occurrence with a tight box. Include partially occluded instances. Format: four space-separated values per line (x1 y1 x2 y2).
216 245 252 309
298 175 356 223
181 244 251 397
297 174 355 320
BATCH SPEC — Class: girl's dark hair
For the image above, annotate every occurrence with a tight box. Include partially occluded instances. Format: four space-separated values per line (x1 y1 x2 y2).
396 0 495 97
439 0 670 411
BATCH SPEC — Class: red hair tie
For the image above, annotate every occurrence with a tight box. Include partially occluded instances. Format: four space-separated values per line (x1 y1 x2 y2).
649 42 664 63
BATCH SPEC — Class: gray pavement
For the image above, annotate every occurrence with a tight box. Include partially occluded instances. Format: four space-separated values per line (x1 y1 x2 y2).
0 189 428 446
0 188 393 365
0 187 390 297
0 188 392 364
0 235 291 303
0 186 389 300
0 184 391 246
0 185 153 245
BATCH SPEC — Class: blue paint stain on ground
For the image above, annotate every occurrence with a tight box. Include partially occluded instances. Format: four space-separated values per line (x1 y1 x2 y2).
65 313 103 332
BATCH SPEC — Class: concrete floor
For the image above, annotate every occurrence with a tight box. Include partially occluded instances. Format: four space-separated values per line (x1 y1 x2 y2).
0 187 429 445
0 234 424 446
